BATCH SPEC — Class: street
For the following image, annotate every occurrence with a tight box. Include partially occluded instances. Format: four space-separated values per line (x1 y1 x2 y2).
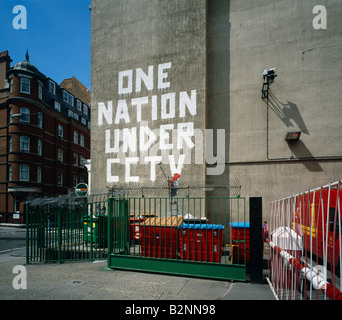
0 227 26 263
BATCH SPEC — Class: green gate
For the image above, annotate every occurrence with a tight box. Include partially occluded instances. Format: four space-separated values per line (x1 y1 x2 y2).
107 196 248 282
26 200 109 264
26 195 249 281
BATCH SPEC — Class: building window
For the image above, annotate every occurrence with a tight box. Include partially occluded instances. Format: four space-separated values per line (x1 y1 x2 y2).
57 173 63 186
63 90 74 106
73 131 78 144
80 134 85 147
9 77 13 93
63 90 68 103
49 80 56 95
9 165 12 181
20 164 29 181
72 175 78 187
68 109 73 118
20 107 30 123
54 101 61 112
77 100 82 111
58 124 63 138
37 113 43 128
37 167 41 182
38 82 43 100
88 122 91 130
20 136 30 152
83 104 88 116
73 113 79 121
80 155 85 167
37 139 42 155
73 175 78 187
81 117 86 125
9 136 12 152
73 153 78 166
58 148 63 162
20 77 30 94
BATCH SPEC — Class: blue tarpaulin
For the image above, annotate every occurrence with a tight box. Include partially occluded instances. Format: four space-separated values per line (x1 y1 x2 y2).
178 223 225 230
229 222 250 228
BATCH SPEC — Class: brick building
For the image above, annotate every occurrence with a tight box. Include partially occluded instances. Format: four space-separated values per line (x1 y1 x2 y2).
0 50 91 224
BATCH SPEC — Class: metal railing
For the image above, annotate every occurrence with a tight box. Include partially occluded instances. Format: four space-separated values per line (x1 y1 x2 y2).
26 199 108 264
26 194 248 281
108 196 248 281
267 180 342 300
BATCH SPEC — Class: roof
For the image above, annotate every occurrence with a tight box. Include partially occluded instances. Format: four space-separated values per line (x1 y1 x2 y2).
11 59 45 79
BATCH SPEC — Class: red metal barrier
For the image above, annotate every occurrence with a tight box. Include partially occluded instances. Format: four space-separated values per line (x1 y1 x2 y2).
267 181 342 300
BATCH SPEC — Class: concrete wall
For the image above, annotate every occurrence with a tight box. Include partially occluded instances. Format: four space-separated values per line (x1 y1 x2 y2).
227 0 342 218
91 0 207 195
91 0 342 218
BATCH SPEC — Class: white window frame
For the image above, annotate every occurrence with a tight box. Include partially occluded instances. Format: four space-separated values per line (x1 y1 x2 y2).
37 113 43 128
38 81 43 100
73 175 78 187
57 173 63 186
37 139 42 155
63 90 69 103
58 148 63 162
20 136 30 152
49 80 56 95
83 104 88 116
73 153 78 166
20 77 31 94
77 100 82 111
80 134 85 147
73 131 78 144
9 136 12 152
57 124 63 138
20 107 30 123
20 164 29 181
37 167 41 183
54 101 61 112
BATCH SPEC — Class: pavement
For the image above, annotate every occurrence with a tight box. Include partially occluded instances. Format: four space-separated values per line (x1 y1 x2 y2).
0 250 275 302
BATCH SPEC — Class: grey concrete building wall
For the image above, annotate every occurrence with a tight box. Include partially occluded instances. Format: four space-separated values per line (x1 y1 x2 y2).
227 0 342 217
91 0 207 195
91 0 342 218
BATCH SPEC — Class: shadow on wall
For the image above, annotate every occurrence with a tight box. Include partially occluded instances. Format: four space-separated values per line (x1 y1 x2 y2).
289 141 323 172
268 89 309 135
266 90 323 172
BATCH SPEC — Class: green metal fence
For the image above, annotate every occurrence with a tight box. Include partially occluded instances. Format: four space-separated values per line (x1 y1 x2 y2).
26 199 108 264
107 196 248 281
26 195 248 281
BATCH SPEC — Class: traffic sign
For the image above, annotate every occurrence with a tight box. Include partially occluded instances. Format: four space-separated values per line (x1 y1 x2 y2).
75 183 88 197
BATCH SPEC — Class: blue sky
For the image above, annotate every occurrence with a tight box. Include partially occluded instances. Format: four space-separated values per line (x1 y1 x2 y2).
0 0 91 89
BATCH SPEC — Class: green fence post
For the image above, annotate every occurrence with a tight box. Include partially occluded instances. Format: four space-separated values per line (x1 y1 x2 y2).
26 207 30 265
57 206 62 264
107 197 113 269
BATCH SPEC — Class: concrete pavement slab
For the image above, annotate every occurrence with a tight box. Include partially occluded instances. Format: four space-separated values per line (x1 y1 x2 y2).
0 257 275 301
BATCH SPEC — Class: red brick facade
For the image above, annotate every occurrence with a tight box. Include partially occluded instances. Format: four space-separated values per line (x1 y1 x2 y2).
0 51 90 224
